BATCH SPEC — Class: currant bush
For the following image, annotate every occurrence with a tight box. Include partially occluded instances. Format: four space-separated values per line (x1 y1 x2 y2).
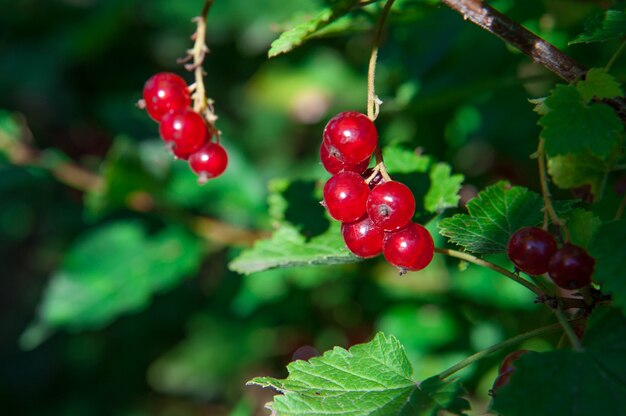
548 244 595 289
159 109 210 159
341 215 384 258
143 72 191 122
188 142 228 182
320 143 369 175
383 222 434 272
366 181 415 231
323 111 377 165
323 171 370 222
507 227 557 275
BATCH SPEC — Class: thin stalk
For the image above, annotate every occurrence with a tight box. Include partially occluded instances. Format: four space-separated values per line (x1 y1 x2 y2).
554 307 583 351
616 195 626 220
366 0 395 120
537 138 570 241
606 37 626 72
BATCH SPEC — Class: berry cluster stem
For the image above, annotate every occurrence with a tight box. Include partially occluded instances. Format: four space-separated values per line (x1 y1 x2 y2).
537 138 570 240
554 307 583 351
366 0 395 121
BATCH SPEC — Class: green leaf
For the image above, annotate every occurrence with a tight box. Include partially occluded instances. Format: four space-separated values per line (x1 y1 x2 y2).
248 332 469 416
424 163 463 214
229 223 355 275
570 8 626 44
438 181 545 254
383 145 432 175
268 0 361 58
576 68 623 101
547 152 608 199
492 307 626 416
589 220 626 316
539 84 623 158
566 209 601 248
20 221 203 349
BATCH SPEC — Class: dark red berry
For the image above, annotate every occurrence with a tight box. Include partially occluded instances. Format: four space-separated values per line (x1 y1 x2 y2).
367 181 415 231
320 143 369 175
188 142 228 182
323 171 369 222
507 227 557 276
383 222 434 272
143 73 191 122
159 110 209 159
362 168 384 189
341 216 384 258
323 111 377 165
491 350 530 394
548 244 595 289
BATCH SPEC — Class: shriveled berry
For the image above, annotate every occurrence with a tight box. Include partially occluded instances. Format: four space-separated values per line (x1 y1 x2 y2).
367 181 415 231
143 73 191 122
341 216 384 258
323 171 369 222
383 222 434 272
548 244 595 289
491 350 530 395
320 143 369 175
159 110 209 159
507 227 557 275
323 111 377 165
189 142 228 182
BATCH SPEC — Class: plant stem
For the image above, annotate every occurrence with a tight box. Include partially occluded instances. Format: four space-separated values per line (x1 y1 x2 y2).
366 0 395 120
606 37 626 72
438 322 562 379
434 248 543 296
537 138 570 241
616 195 626 220
554 307 583 351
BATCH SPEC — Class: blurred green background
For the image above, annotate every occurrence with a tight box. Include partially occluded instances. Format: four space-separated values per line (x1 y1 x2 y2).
0 0 621 415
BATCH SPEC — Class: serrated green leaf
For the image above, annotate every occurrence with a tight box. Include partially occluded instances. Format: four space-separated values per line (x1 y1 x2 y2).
268 0 360 58
20 221 203 349
248 332 469 416
229 223 355 275
576 68 623 101
383 145 432 174
492 307 626 416
424 163 463 213
539 84 623 158
589 220 626 316
566 209 601 248
547 152 608 199
438 181 545 254
570 8 626 44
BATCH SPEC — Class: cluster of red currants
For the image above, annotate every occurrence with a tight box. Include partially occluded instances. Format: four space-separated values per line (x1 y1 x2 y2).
320 111 434 272
507 227 595 289
142 72 227 182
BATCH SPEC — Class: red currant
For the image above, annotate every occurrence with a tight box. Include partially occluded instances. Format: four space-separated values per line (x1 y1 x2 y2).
320 143 369 175
507 227 557 276
491 350 530 394
362 168 385 189
159 110 209 159
367 181 415 231
548 244 595 289
383 222 434 272
188 142 228 182
323 111 377 165
143 73 191 122
323 171 370 222
341 216 384 258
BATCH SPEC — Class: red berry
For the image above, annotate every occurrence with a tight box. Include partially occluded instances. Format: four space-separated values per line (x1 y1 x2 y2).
491 350 530 394
323 111 377 165
341 216 384 258
323 171 369 222
507 227 557 275
383 222 434 272
367 181 415 231
548 244 595 289
159 110 209 159
188 142 228 182
362 168 385 189
320 143 369 175
143 72 191 122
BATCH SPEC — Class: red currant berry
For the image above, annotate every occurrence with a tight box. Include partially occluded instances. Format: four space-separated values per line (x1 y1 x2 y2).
323 111 377 165
188 142 228 182
383 222 434 272
362 168 385 189
367 181 415 231
507 227 557 276
159 110 209 159
548 244 595 289
491 350 530 394
143 73 191 122
341 216 384 258
323 171 369 222
320 143 369 175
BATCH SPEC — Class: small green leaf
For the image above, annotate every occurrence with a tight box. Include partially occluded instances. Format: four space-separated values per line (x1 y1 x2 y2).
383 145 432 174
576 68 623 101
539 84 623 158
589 220 626 316
438 181 545 254
268 0 361 58
566 209 601 248
20 221 203 349
570 8 626 44
492 307 626 416
547 152 608 199
424 163 463 213
248 332 469 416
